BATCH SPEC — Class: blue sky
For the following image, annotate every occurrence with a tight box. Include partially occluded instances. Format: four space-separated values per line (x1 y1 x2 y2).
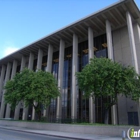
0 0 140 59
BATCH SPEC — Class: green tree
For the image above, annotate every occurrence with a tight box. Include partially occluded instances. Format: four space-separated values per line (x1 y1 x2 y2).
129 75 140 101
4 68 60 120
76 57 140 124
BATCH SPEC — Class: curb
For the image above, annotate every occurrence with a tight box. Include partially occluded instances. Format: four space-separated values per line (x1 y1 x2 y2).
0 126 93 140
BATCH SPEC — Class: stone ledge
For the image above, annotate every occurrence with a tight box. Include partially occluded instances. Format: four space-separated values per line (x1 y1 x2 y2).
0 120 139 136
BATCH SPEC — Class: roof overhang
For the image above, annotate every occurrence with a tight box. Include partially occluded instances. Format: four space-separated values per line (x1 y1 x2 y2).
0 0 140 66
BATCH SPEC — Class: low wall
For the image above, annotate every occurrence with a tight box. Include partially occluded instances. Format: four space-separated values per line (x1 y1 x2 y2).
0 120 139 136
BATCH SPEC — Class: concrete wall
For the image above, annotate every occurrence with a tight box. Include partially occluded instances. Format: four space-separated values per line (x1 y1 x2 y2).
112 25 139 125
0 120 139 137
113 26 132 65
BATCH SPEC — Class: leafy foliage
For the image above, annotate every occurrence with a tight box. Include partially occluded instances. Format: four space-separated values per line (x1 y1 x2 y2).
4 68 60 120
76 57 140 109
129 75 140 101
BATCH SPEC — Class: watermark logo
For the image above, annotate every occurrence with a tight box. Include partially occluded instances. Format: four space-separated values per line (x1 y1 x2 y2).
127 127 140 139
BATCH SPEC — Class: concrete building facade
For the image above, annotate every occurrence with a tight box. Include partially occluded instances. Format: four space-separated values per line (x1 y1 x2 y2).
0 0 140 125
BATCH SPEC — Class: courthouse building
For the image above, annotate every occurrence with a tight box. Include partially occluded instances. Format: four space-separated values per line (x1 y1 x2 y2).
0 0 140 125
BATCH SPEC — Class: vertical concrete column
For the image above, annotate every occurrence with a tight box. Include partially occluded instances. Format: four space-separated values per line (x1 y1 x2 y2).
135 23 140 49
14 56 26 120
71 34 78 121
32 49 43 120
0 62 12 118
10 60 18 78
47 44 53 72
36 48 43 70
126 12 139 73
126 12 140 125
134 24 140 126
20 56 26 71
22 52 34 120
135 24 140 52
56 39 65 122
106 20 114 60
88 27 94 60
5 60 17 118
0 65 6 102
28 52 34 70
43 44 53 117
106 20 117 125
88 27 95 123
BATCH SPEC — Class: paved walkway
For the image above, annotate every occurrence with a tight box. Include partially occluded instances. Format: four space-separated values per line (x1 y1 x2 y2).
0 125 132 140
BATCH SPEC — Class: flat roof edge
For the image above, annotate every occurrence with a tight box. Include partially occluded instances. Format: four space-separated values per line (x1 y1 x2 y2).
0 0 138 63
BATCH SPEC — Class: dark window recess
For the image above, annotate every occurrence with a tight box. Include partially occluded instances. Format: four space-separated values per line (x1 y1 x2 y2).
10 109 15 118
9 68 12 79
28 105 32 120
78 40 89 122
16 65 20 73
33 59 37 71
4 70 6 80
19 109 23 120
128 112 139 126
3 105 6 118
61 46 72 122
42 55 47 71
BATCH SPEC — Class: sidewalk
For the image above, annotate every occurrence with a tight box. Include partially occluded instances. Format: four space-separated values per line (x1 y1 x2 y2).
0 125 131 140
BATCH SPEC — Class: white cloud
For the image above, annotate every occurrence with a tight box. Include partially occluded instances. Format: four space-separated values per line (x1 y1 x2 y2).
3 47 19 57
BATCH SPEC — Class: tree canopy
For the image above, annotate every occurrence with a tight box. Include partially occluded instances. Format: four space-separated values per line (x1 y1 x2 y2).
4 68 60 120
76 57 140 123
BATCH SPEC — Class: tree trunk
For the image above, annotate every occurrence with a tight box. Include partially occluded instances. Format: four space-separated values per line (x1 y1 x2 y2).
35 106 42 121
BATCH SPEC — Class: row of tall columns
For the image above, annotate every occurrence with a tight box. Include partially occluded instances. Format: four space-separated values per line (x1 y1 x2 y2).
0 11 139 125
0 63 12 118
0 20 115 123
0 28 112 123
0 22 116 123
0 49 45 120
14 56 26 120
42 33 95 122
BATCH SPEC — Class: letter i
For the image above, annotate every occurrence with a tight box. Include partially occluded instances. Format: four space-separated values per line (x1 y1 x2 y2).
131 129 134 138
